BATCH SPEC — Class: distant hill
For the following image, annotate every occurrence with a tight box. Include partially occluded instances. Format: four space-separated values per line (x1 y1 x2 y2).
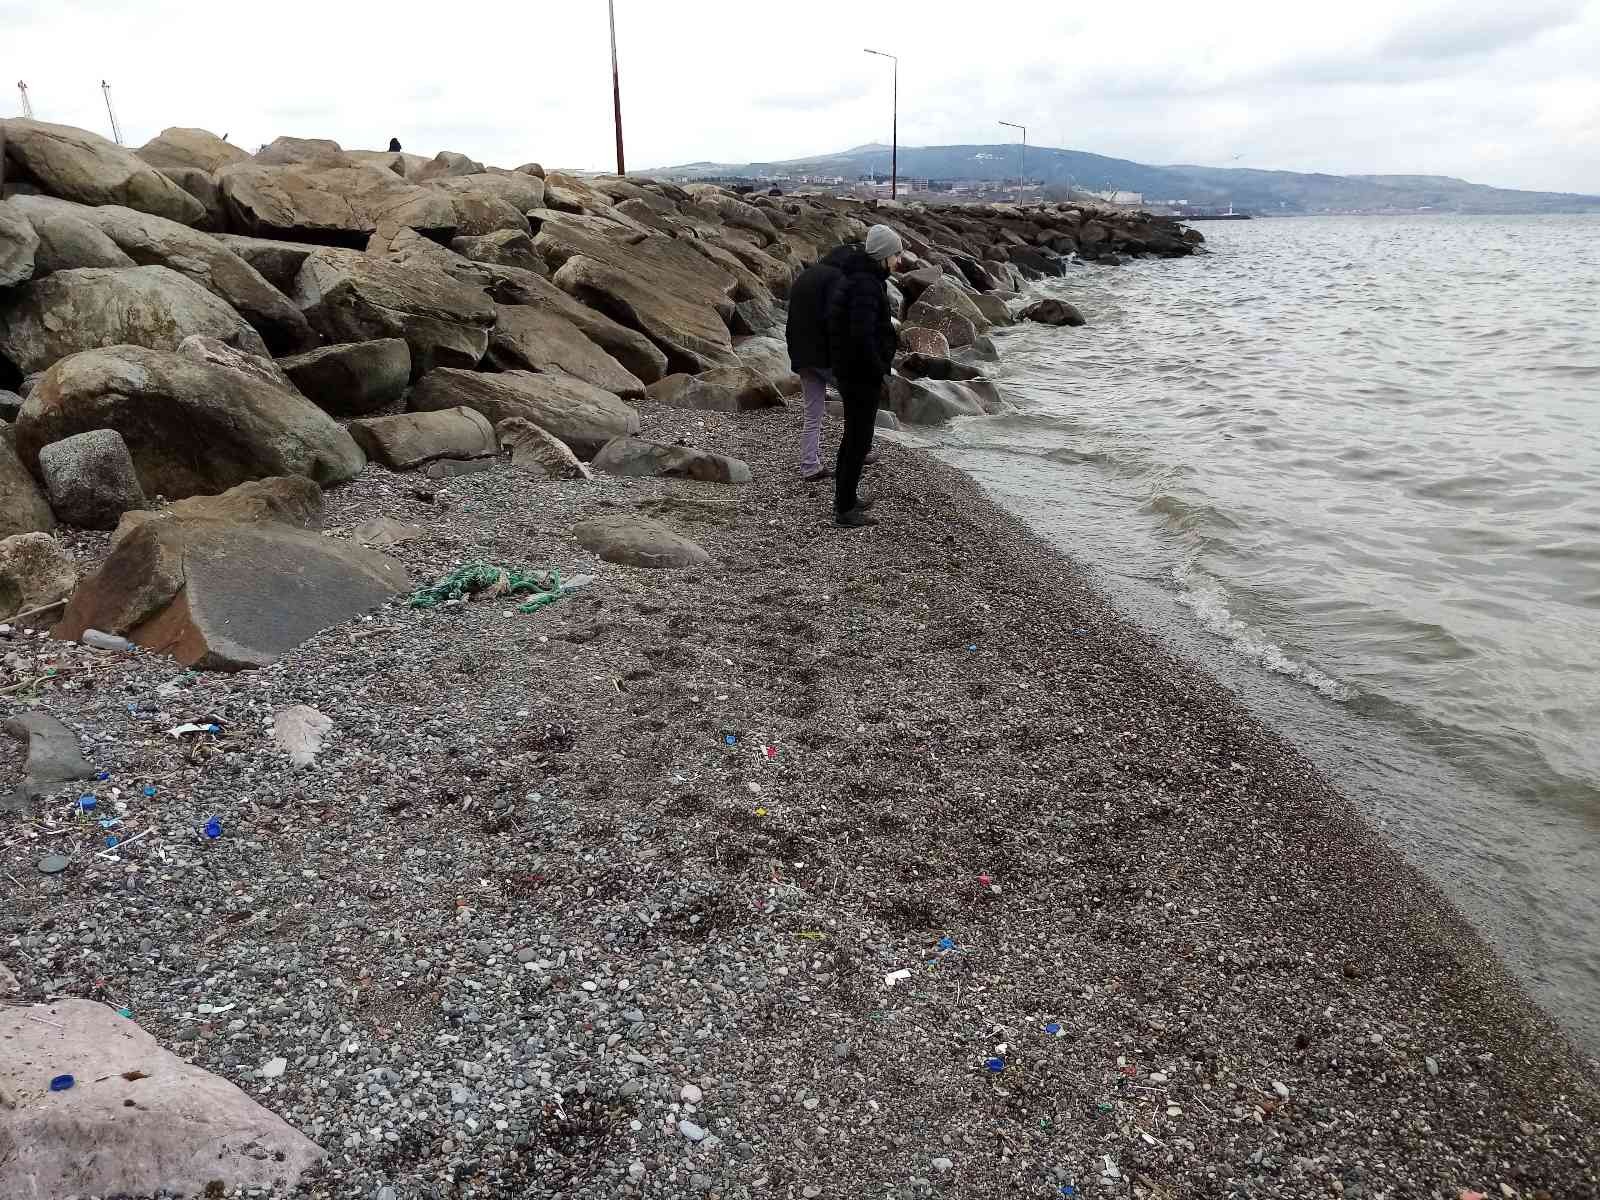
653 144 1600 215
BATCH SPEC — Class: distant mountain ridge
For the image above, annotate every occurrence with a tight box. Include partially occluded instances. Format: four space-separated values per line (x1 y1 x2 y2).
653 144 1600 215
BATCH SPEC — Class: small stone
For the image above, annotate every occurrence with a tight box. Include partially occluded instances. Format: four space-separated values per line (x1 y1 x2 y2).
1167 1105 1182 1117
628 1162 647 1182
802 1097 820 1110
932 1157 954 1173
681 1083 703 1104
691 1173 713 1192
37 854 69 875
803 1188 823 1199
375 1188 397 1200
1425 1056 1440 1076
678 1118 707 1142
1271 1081 1291 1100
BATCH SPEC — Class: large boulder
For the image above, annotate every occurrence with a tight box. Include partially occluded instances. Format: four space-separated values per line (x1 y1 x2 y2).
0 199 37 287
1 1000 324 1194
5 195 132 275
0 265 269 375
135 126 249 173
496 417 591 480
218 161 457 245
898 326 951 358
733 335 801 397
292 248 494 378
904 299 977 350
349 407 497 470
1018 297 1086 327
442 189 531 238
278 338 411 416
971 291 1013 326
0 437 54 538
540 225 741 372
214 233 318 292
414 150 486 181
592 437 752 484
433 172 547 213
491 269 666 384
37 429 148 530
56 518 406 670
17 344 365 500
410 368 639 458
0 118 206 224
0 532 75 622
253 136 350 166
0 999 323 1196
898 352 986 382
488 303 644 397
646 366 784 413
451 228 546 273
15 197 315 352
884 374 1002 425
113 475 323 546
574 512 710 569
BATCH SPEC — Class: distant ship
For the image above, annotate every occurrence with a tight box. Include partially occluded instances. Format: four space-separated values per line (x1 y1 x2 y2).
1181 204 1251 221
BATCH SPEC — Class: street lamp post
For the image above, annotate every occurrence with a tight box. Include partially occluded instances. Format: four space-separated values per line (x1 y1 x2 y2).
607 0 626 175
999 120 1025 203
864 48 897 200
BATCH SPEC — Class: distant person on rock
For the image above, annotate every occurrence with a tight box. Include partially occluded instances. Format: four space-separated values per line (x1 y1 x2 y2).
825 224 902 527
388 137 403 152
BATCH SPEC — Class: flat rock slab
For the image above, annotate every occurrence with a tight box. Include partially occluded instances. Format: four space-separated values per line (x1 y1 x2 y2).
112 475 323 546
591 437 751 484
410 368 639 459
272 704 332 767
3 712 94 788
646 366 784 414
0 999 324 1198
56 518 407 671
217 161 456 244
424 457 498 481
573 512 710 569
349 407 496 470
352 516 425 549
488 302 645 397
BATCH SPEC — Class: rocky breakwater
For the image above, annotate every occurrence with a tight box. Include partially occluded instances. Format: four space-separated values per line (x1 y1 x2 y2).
0 117 1210 1196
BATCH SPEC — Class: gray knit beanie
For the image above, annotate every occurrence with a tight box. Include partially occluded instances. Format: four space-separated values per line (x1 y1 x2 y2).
864 224 904 262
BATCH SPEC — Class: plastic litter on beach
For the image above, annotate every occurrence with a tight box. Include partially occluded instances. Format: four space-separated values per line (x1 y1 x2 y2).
75 795 96 812
937 936 957 952
202 817 223 840
49 1074 74 1091
985 1057 1006 1073
168 723 220 738
884 969 912 987
1044 1022 1063 1036
407 563 594 613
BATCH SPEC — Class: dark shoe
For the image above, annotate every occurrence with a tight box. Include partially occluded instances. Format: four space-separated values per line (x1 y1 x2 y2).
834 507 878 528
801 468 832 483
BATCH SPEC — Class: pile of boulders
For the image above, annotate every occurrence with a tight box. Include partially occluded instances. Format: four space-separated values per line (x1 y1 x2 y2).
1 117 1198 674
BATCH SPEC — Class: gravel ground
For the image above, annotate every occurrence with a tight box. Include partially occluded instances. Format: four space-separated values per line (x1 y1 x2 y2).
4 394 1599 1200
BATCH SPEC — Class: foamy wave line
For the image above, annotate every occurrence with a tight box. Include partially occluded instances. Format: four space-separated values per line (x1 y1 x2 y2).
1173 567 1355 702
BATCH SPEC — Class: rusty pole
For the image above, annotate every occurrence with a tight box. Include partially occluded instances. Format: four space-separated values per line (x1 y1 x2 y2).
608 0 626 175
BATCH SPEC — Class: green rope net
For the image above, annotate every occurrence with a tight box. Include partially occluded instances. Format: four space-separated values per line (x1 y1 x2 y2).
407 563 578 613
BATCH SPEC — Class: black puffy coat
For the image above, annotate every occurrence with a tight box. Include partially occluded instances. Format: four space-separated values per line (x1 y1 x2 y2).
825 247 898 390
784 242 858 372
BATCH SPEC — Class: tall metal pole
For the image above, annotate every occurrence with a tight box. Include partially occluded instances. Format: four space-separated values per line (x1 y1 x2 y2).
16 81 32 118
1000 120 1026 203
607 0 625 175
865 49 898 200
100 80 122 144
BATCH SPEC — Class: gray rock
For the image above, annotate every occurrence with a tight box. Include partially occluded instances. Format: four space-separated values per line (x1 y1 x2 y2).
487 303 644 397
17 344 364 500
37 429 148 530
677 1118 707 1142
591 437 751 484
4 196 132 276
496 417 592 480
903 300 977 350
349 407 497 470
424 457 498 481
0 434 55 539
218 160 456 243
0 265 270 376
1 119 205 224
410 368 639 459
277 339 410 417
1018 297 1086 327
646 366 784 413
932 1157 954 1173
573 513 710 570
0 199 39 287
3 711 95 789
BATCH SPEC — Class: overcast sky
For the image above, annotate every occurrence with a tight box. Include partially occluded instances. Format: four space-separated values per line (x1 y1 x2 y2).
6 0 1598 194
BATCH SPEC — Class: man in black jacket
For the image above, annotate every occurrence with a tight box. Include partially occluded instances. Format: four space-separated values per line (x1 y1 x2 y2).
784 242 857 482
825 224 902 526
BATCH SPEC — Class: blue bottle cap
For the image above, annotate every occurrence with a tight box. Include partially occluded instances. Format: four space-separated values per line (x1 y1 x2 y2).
1044 1022 1062 1035
105 835 119 848
95 770 110 781
203 817 222 839
77 795 97 811
938 936 956 951
49 1074 75 1091
142 785 157 797
985 1057 1005 1072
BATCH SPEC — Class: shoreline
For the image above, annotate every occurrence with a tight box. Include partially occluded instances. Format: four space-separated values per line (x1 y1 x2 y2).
6 400 1599 1197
